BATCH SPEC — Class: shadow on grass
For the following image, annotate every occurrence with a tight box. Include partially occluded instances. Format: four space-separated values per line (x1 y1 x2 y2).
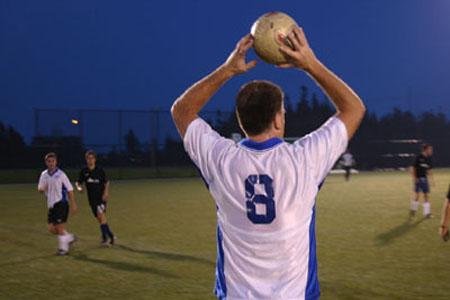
72 253 179 278
375 217 426 246
115 244 215 267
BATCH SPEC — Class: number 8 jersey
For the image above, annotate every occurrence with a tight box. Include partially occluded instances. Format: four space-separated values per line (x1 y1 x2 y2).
183 117 348 300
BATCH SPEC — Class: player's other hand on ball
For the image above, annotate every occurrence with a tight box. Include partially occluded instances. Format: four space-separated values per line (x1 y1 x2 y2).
277 27 317 71
223 34 258 76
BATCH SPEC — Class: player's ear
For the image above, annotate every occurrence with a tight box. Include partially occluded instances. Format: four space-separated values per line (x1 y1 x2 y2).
274 111 283 131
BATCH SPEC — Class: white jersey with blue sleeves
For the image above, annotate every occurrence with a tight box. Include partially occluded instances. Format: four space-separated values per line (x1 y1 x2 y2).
38 168 73 208
183 117 347 300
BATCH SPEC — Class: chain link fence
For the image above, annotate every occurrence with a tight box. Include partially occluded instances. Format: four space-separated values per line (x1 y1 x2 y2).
31 108 450 172
32 108 236 169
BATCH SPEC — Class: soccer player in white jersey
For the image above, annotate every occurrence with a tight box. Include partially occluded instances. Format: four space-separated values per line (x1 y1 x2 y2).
172 28 365 300
341 150 354 181
38 152 78 255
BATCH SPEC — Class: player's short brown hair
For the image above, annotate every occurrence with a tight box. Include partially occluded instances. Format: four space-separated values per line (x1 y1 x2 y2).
422 143 432 151
235 81 283 136
44 152 57 161
85 150 97 159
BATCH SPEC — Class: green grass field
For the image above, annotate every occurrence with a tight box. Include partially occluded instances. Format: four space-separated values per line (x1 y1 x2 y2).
0 170 449 299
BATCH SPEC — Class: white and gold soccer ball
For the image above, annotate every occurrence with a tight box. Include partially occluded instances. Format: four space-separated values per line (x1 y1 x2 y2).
250 11 299 65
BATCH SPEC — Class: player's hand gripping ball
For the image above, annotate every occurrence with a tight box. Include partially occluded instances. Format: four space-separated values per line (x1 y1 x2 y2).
251 11 299 65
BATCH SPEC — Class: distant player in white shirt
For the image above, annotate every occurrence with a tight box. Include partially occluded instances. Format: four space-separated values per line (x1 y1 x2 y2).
172 28 365 300
341 150 354 181
38 152 78 255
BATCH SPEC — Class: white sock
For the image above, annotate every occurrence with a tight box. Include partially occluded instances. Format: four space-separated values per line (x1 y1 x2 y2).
64 231 73 241
410 201 419 211
58 235 69 251
423 202 430 215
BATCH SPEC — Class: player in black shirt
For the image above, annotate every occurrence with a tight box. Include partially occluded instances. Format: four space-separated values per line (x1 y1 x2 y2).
440 184 450 242
76 150 115 246
409 143 434 218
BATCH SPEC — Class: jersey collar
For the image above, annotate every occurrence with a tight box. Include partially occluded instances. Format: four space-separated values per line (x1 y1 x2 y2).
48 167 59 176
239 138 284 151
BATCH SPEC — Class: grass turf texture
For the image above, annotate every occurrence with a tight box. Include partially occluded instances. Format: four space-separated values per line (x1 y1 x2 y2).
0 170 449 299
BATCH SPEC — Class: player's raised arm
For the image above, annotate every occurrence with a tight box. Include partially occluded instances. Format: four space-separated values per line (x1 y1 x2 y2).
278 27 366 140
171 34 257 139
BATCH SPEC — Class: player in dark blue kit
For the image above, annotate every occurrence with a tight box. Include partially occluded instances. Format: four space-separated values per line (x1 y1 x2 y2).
409 144 434 218
76 150 115 246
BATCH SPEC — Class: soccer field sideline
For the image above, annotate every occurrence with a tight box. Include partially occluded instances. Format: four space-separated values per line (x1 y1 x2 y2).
1 167 448 185
0 170 449 299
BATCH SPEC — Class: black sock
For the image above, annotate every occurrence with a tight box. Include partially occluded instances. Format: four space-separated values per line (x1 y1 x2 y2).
103 223 114 239
100 224 107 241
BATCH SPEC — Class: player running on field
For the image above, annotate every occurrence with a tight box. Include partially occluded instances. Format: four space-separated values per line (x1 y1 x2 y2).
171 27 365 300
76 150 115 246
38 152 78 255
75 150 115 246
440 184 450 241
409 143 434 218
341 149 354 181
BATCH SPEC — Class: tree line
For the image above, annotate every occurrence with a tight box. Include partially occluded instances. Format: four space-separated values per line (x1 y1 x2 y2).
1 86 449 170
211 86 450 169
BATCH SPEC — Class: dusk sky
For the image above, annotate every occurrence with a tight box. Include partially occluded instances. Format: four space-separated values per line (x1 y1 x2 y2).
1 0 450 142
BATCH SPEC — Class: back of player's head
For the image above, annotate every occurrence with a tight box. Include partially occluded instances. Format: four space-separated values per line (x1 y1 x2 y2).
235 80 283 136
85 150 97 159
44 152 57 161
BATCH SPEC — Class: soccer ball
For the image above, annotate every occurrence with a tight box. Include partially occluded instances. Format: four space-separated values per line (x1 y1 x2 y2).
250 11 299 65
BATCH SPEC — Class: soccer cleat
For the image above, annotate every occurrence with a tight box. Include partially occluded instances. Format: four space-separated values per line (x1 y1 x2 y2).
101 240 110 247
69 235 77 249
444 231 449 242
425 214 433 219
109 235 115 246
55 249 68 256
409 210 416 217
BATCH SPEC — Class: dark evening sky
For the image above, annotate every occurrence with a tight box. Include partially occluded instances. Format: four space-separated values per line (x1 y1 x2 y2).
1 0 449 142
